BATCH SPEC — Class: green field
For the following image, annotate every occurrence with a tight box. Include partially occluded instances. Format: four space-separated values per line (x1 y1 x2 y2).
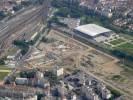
0 65 11 80
110 39 125 45
0 72 10 80
116 42 133 55
0 65 11 70
80 16 103 26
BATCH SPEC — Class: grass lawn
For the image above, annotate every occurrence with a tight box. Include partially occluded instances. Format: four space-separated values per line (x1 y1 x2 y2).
0 72 9 80
110 38 125 45
116 42 133 55
0 65 11 80
0 65 11 70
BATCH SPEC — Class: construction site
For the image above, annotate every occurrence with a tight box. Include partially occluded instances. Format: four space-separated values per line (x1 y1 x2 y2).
26 29 117 71
22 29 133 99
26 29 91 70
0 0 132 99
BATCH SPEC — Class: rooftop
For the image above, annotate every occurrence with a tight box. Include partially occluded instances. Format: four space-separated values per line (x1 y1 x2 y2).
75 24 112 37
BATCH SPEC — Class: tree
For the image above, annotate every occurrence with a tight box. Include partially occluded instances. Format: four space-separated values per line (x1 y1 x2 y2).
0 11 6 20
20 70 36 78
13 40 29 55
44 71 58 85
112 50 126 58
0 58 5 65
13 5 22 11
37 93 44 100
21 1 31 6
55 7 70 17
51 0 63 8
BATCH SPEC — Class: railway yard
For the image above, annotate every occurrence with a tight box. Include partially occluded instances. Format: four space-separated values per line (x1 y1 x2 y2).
0 6 44 58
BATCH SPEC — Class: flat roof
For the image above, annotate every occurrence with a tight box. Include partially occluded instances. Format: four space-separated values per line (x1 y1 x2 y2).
75 24 112 37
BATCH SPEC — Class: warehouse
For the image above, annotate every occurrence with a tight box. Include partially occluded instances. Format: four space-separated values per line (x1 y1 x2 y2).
74 24 113 42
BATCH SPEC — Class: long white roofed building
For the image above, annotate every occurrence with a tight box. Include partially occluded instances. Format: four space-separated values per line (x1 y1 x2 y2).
74 24 113 42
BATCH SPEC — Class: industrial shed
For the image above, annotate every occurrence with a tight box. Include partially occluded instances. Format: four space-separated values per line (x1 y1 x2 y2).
74 24 113 42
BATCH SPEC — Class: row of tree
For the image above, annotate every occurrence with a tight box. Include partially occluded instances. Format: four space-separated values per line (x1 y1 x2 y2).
111 50 133 63
51 0 82 18
13 40 30 55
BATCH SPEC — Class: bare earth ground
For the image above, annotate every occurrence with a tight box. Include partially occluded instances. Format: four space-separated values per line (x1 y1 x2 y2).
52 30 133 97
28 29 133 99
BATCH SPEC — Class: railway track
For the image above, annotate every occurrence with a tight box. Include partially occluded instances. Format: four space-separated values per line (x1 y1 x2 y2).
0 7 42 41
0 6 44 57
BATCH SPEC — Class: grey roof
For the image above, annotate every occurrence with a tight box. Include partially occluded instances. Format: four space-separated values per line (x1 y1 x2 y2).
75 24 112 37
